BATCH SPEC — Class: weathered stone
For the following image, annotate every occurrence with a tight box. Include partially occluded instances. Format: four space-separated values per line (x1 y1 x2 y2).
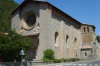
11 0 98 61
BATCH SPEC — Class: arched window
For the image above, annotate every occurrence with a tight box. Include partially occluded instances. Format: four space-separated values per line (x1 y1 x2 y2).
55 32 58 43
55 32 59 46
66 35 69 45
87 27 89 32
74 38 77 43
83 27 85 32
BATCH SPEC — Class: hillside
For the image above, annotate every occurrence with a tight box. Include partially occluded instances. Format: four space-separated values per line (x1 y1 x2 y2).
0 0 18 32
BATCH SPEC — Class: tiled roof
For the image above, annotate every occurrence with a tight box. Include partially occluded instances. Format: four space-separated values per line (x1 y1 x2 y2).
81 45 92 49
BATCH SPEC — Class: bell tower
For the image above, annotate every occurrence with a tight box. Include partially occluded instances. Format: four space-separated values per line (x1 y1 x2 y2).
81 24 96 44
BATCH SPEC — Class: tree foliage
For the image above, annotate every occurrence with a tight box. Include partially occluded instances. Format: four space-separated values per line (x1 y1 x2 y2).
0 0 18 32
97 36 100 43
0 30 32 62
0 0 33 62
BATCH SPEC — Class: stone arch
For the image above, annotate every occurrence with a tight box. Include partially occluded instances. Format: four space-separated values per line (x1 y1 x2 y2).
21 6 39 19
28 35 39 61
55 32 59 46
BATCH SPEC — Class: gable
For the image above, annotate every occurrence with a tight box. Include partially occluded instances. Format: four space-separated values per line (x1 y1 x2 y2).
11 0 82 29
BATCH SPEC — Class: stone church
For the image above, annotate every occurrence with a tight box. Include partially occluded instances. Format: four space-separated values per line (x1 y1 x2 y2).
11 0 99 61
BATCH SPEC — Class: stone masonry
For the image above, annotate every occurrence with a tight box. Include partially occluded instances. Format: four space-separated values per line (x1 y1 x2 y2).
11 0 98 61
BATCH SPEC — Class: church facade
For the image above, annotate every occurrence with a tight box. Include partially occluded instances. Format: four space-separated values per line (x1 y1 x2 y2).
11 0 99 61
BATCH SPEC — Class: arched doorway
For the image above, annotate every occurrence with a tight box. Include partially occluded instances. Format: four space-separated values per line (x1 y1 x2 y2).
29 35 39 61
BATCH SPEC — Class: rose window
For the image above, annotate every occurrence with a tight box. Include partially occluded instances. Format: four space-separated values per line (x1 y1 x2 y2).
25 14 36 27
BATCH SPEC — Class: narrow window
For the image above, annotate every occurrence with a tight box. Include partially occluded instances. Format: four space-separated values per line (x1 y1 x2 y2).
74 38 77 43
55 32 59 46
92 28 95 32
85 52 87 56
87 27 89 32
83 27 85 32
66 35 69 43
55 32 58 44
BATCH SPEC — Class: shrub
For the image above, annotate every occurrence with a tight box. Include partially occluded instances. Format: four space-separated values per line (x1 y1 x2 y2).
61 58 66 62
53 59 61 63
53 58 80 63
66 58 80 62
66 58 72 62
42 59 53 62
42 49 55 62
75 58 80 61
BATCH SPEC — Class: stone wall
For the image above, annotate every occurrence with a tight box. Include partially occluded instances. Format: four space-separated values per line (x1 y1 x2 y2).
80 24 97 60
80 49 93 60
81 25 96 44
96 39 100 58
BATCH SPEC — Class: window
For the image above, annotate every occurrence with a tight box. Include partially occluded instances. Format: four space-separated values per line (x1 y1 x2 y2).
74 38 77 43
66 35 69 45
92 27 95 32
25 14 36 27
87 27 89 32
83 27 85 32
23 11 36 30
55 32 58 43
85 52 87 56
55 32 59 46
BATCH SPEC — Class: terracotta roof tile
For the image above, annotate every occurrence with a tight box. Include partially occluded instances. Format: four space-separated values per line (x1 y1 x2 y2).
81 45 92 49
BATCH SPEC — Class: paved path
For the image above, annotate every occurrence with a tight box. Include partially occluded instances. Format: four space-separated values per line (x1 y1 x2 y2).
35 59 100 66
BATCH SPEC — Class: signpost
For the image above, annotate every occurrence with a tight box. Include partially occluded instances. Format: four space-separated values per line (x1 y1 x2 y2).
20 47 25 66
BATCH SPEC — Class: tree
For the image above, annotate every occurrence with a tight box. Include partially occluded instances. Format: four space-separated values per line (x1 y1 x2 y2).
0 0 18 33
0 30 32 62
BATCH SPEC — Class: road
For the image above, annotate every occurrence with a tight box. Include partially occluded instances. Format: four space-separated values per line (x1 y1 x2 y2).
46 59 100 66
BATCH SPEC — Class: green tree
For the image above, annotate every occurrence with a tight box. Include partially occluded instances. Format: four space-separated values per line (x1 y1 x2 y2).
0 30 32 62
0 0 18 33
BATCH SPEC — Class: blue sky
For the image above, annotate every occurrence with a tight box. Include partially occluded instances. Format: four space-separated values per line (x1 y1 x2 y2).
14 0 100 36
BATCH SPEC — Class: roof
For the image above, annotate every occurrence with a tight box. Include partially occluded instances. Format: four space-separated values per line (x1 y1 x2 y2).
11 0 82 28
11 0 46 14
82 23 96 28
81 45 92 49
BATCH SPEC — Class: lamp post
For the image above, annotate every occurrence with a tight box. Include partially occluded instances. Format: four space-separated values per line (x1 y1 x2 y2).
20 47 25 66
